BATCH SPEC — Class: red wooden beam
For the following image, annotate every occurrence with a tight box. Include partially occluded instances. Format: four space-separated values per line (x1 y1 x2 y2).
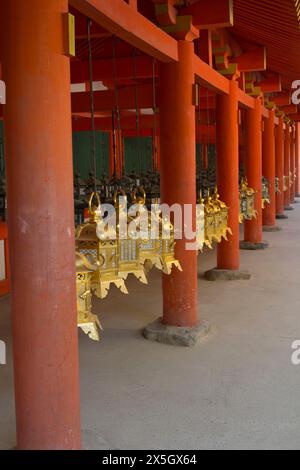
180 0 233 28
71 83 217 113
71 84 154 112
233 47 266 73
71 56 156 83
273 93 291 106
72 115 158 130
237 87 255 109
69 0 178 62
282 104 298 115
258 76 281 93
73 11 111 38
194 55 230 94
288 113 300 122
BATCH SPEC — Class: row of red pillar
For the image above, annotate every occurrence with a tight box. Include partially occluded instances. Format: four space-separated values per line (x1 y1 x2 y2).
1 3 299 449
160 43 299 334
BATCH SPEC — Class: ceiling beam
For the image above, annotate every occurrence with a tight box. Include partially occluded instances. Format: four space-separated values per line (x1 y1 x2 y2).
71 84 154 112
233 47 266 73
281 104 298 115
194 55 230 94
258 76 281 93
71 56 157 83
180 0 233 29
69 0 178 62
273 93 291 106
288 113 300 122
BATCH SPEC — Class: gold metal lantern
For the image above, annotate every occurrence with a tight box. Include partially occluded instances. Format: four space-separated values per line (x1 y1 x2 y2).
262 177 271 209
115 189 148 284
211 186 232 242
239 177 257 223
76 252 102 341
196 196 205 252
203 190 216 249
75 193 128 299
151 199 182 275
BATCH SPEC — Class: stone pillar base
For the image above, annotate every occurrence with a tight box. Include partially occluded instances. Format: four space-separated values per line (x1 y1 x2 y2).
143 318 210 347
240 240 269 250
204 268 251 281
276 214 288 220
291 200 299 203
262 225 282 232
284 206 294 211
296 194 300 198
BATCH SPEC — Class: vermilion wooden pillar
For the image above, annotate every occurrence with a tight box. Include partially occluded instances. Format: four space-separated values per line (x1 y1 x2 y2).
262 110 276 227
160 41 197 327
275 116 285 217
205 80 251 280
290 125 296 203
284 124 291 209
1 0 81 449
296 124 300 197
242 98 264 247
216 80 240 270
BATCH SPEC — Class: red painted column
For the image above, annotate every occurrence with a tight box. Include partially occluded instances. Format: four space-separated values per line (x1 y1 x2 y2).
1 0 81 449
160 41 197 327
262 110 276 226
216 80 240 270
284 124 291 209
290 125 296 203
296 123 300 197
244 99 263 244
275 116 285 216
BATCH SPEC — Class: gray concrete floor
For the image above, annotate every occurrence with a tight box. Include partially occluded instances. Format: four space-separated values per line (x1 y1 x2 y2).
1 204 300 450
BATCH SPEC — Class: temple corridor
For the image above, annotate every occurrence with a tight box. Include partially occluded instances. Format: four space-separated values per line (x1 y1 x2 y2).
1 204 299 450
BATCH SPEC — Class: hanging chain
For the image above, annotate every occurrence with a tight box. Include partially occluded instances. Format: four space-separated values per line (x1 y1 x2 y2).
152 58 157 172
87 19 98 193
206 88 211 188
133 48 142 176
111 109 117 177
112 36 122 179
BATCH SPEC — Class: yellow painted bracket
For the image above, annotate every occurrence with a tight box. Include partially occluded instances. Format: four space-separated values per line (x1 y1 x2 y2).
63 13 75 58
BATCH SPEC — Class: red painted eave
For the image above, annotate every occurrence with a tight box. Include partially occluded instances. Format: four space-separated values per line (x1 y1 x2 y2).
232 0 300 88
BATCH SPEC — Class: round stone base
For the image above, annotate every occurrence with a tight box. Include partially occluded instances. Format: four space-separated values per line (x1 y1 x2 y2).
240 240 269 250
285 206 294 211
296 194 300 198
292 200 299 203
143 318 210 347
204 268 251 281
262 225 282 232
276 214 288 220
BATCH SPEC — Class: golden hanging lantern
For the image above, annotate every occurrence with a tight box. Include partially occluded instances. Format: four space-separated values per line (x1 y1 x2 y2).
262 177 271 209
114 189 148 285
211 186 232 242
137 196 163 272
149 198 182 275
239 177 257 223
75 192 128 299
76 252 102 341
196 195 205 252
203 189 216 249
